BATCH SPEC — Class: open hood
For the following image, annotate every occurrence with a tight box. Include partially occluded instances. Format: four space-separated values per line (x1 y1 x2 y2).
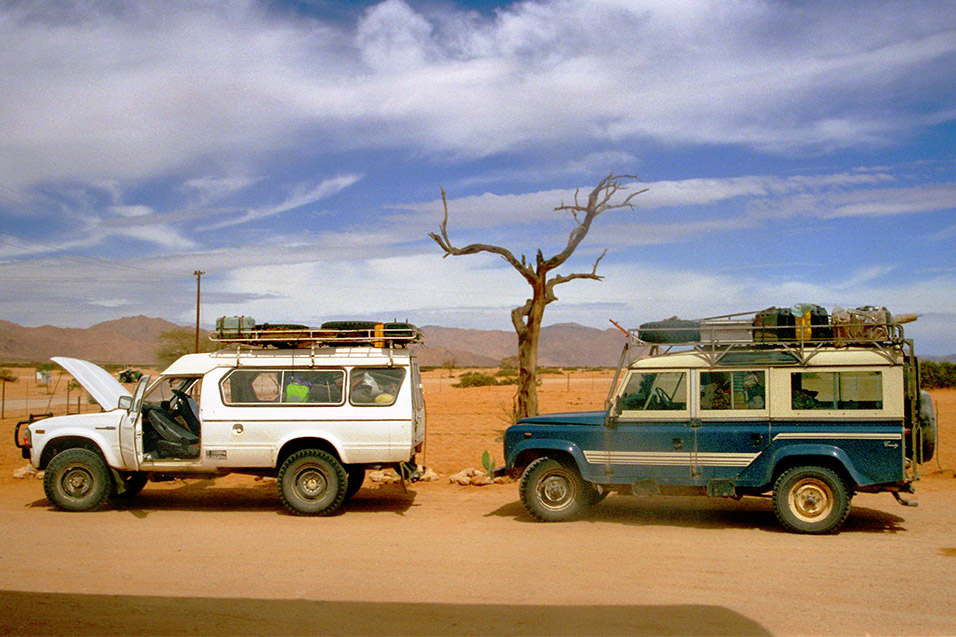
52 356 131 411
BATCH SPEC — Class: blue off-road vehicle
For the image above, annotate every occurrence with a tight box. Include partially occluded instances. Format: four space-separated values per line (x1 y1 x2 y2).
503 307 937 534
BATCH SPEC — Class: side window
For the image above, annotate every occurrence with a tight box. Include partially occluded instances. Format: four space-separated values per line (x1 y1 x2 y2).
791 371 883 410
221 370 281 404
349 367 406 406
146 376 200 405
700 371 765 411
620 371 687 411
282 370 345 404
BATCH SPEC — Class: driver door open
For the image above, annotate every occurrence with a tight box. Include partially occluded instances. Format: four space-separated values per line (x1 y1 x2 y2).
119 375 150 468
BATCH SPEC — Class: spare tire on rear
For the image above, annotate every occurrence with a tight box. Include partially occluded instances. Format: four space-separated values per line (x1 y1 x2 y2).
919 390 937 463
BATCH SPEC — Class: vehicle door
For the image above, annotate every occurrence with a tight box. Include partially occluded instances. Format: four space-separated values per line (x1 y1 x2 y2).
604 369 693 484
410 362 426 449
119 375 150 468
692 369 770 483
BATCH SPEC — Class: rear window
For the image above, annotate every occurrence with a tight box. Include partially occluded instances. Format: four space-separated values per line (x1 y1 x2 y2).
700 371 765 410
349 367 406 406
791 371 883 410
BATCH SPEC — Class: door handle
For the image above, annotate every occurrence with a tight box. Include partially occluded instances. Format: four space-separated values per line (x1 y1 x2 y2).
672 438 683 451
751 433 763 447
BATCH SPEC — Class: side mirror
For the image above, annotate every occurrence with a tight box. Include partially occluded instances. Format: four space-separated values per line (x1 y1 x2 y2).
117 395 132 411
612 395 623 417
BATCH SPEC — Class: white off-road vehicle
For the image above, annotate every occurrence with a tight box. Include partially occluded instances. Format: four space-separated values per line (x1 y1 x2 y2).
15 321 426 516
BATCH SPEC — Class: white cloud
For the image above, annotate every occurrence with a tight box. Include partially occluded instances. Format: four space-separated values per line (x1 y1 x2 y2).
205 174 363 229
1 0 953 192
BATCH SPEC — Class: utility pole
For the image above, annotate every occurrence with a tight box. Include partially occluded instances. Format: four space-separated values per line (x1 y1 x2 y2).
194 270 205 353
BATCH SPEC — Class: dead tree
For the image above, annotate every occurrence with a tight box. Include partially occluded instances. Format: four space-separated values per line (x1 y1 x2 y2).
429 174 647 419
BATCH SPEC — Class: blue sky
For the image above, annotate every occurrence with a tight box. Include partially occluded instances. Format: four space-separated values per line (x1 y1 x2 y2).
1 0 955 355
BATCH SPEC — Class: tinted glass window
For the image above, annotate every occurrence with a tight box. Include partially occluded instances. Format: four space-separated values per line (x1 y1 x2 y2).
791 371 883 410
282 370 345 404
221 369 344 405
700 371 765 410
349 367 406 406
621 372 687 411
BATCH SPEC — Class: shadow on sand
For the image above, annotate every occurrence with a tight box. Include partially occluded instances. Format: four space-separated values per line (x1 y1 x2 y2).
28 481 417 517
0 590 771 636
487 494 907 533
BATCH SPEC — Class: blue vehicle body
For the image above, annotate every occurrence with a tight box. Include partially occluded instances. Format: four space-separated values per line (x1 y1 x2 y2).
505 326 932 533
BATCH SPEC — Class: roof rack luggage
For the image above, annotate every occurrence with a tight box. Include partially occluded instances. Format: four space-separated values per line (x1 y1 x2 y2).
211 316 423 349
624 305 916 365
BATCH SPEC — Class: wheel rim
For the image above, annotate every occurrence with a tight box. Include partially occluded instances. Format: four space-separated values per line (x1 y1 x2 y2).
295 466 329 501
788 477 834 523
61 466 94 499
537 471 575 512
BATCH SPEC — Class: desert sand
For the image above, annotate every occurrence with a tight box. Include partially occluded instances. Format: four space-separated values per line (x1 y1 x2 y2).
0 367 954 635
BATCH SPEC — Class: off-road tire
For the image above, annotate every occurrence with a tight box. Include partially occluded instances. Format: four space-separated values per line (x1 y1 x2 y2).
112 472 148 499
345 467 365 500
278 450 348 516
773 466 851 534
519 457 586 522
43 448 113 512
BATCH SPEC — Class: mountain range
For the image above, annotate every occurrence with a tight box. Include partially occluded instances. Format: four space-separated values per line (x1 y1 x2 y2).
0 316 627 368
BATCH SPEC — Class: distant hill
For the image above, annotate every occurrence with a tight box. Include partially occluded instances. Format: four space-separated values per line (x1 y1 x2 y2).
0 317 627 368
922 354 956 363
0 316 183 366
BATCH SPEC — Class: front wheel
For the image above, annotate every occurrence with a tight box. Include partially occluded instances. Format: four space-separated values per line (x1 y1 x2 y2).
43 448 113 512
773 466 851 534
519 457 586 522
277 450 348 516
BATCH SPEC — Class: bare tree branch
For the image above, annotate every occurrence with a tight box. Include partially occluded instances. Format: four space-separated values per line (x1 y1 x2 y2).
428 187 537 284
545 174 647 272
427 174 647 419
545 249 607 303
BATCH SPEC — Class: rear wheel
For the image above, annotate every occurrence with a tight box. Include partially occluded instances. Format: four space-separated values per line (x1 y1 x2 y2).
519 457 586 522
773 466 850 534
277 450 347 516
43 448 113 512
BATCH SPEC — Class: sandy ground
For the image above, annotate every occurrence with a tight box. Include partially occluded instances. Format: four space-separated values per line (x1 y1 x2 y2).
0 368 954 636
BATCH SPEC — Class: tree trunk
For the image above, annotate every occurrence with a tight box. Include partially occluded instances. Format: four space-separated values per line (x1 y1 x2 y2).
514 284 548 420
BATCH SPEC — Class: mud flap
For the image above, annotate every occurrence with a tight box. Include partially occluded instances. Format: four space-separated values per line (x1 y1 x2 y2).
892 491 918 507
109 467 127 495
397 462 423 494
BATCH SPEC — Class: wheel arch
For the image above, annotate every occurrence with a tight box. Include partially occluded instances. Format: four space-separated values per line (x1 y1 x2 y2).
769 449 857 491
38 435 109 470
510 440 585 478
276 437 342 470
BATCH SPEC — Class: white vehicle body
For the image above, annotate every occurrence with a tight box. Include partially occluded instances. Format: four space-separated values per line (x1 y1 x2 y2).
18 347 425 515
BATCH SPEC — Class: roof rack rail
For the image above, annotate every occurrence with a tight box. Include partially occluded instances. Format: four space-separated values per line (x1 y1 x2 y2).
624 308 912 366
210 318 422 349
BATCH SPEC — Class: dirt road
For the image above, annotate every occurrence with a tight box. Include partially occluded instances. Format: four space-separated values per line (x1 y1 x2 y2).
1 372 954 635
1 474 955 635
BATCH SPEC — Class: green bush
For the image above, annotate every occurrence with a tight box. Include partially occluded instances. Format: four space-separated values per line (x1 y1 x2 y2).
452 371 519 388
921 361 956 389
452 372 499 388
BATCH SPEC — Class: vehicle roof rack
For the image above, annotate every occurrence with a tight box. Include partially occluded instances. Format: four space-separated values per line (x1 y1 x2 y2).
210 319 423 350
621 309 912 366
